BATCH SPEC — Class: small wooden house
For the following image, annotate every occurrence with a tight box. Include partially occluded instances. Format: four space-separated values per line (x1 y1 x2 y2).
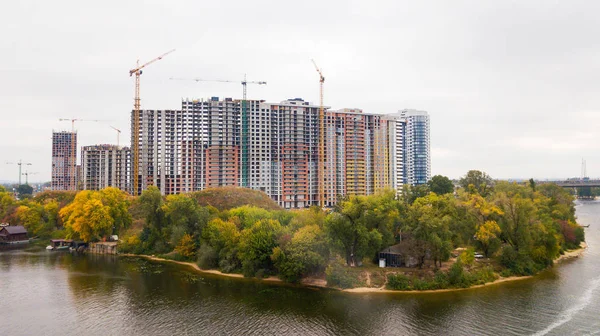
378 237 420 268
0 226 28 244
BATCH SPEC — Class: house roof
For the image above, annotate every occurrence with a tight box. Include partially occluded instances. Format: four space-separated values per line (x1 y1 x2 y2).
2 226 27 235
380 243 405 254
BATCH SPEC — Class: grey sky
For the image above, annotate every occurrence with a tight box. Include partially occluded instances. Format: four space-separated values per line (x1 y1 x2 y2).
2 0 599 183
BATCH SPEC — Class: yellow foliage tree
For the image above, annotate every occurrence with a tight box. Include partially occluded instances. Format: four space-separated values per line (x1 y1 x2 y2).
59 191 114 242
475 220 501 257
174 233 196 259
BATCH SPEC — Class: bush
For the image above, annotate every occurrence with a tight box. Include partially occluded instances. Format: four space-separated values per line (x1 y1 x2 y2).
500 246 544 276
255 268 268 278
386 274 410 290
412 278 435 290
325 263 357 289
218 258 239 273
468 266 497 285
459 248 475 267
118 234 142 254
500 245 518 269
448 260 469 287
433 271 449 288
197 244 218 269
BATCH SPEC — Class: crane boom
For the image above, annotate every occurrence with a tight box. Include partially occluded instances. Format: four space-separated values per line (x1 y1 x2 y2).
131 49 175 196
129 49 175 76
110 126 122 147
311 59 325 208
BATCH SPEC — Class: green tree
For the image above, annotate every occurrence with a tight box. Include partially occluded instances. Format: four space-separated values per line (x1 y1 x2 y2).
325 195 383 266
228 205 273 229
528 178 536 192
459 170 494 196
238 219 282 277
99 187 131 235
200 218 241 271
162 193 209 241
272 224 329 282
405 193 454 268
428 175 455 195
17 184 33 196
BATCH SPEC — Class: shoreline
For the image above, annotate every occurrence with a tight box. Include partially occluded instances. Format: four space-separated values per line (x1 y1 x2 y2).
120 242 588 294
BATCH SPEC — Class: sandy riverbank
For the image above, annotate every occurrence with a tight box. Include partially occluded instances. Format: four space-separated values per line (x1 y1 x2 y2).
121 254 285 283
344 242 588 294
120 242 587 294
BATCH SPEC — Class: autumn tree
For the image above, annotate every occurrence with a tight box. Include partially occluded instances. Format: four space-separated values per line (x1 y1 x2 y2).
59 191 113 242
475 220 501 257
174 233 197 259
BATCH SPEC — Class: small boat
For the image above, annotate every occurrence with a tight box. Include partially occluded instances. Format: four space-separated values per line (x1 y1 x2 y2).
46 239 73 251
581 224 591 228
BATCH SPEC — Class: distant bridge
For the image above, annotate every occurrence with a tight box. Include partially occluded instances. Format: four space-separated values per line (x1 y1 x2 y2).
538 180 600 188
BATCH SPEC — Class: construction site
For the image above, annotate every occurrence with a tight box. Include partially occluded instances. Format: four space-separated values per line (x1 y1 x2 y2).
49 50 431 209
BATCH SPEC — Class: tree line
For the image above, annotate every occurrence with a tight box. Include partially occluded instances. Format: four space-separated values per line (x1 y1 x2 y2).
0 170 585 286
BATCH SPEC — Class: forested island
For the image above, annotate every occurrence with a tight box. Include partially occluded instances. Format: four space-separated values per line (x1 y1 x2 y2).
0 170 585 291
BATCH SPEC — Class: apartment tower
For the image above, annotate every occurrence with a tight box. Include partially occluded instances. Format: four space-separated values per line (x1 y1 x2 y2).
81 144 131 192
51 131 78 191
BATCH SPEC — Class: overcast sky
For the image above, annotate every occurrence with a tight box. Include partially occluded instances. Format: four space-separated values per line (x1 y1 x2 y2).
2 0 599 183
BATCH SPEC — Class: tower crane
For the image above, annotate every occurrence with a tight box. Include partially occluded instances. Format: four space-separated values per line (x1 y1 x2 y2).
311 59 325 208
5 160 32 185
22 171 38 185
58 118 103 132
169 75 266 102
169 75 267 187
129 49 175 195
110 126 122 147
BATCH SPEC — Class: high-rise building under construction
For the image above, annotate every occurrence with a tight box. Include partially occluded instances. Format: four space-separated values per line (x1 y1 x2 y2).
131 97 430 208
81 144 131 192
51 131 78 191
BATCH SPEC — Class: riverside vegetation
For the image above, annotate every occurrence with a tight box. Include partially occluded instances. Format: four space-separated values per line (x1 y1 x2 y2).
0 170 585 291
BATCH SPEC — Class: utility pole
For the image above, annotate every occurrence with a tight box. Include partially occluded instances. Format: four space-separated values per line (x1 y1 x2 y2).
6 160 32 185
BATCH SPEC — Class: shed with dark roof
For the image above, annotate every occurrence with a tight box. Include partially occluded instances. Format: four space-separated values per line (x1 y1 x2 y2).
0 226 28 243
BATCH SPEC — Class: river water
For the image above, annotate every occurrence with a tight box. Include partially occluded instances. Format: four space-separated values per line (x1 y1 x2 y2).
1 200 600 336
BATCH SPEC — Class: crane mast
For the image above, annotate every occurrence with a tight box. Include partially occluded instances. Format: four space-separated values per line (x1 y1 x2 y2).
5 160 32 186
130 49 175 195
312 59 325 208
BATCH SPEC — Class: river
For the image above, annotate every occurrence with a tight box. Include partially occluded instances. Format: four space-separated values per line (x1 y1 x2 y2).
1 200 599 336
